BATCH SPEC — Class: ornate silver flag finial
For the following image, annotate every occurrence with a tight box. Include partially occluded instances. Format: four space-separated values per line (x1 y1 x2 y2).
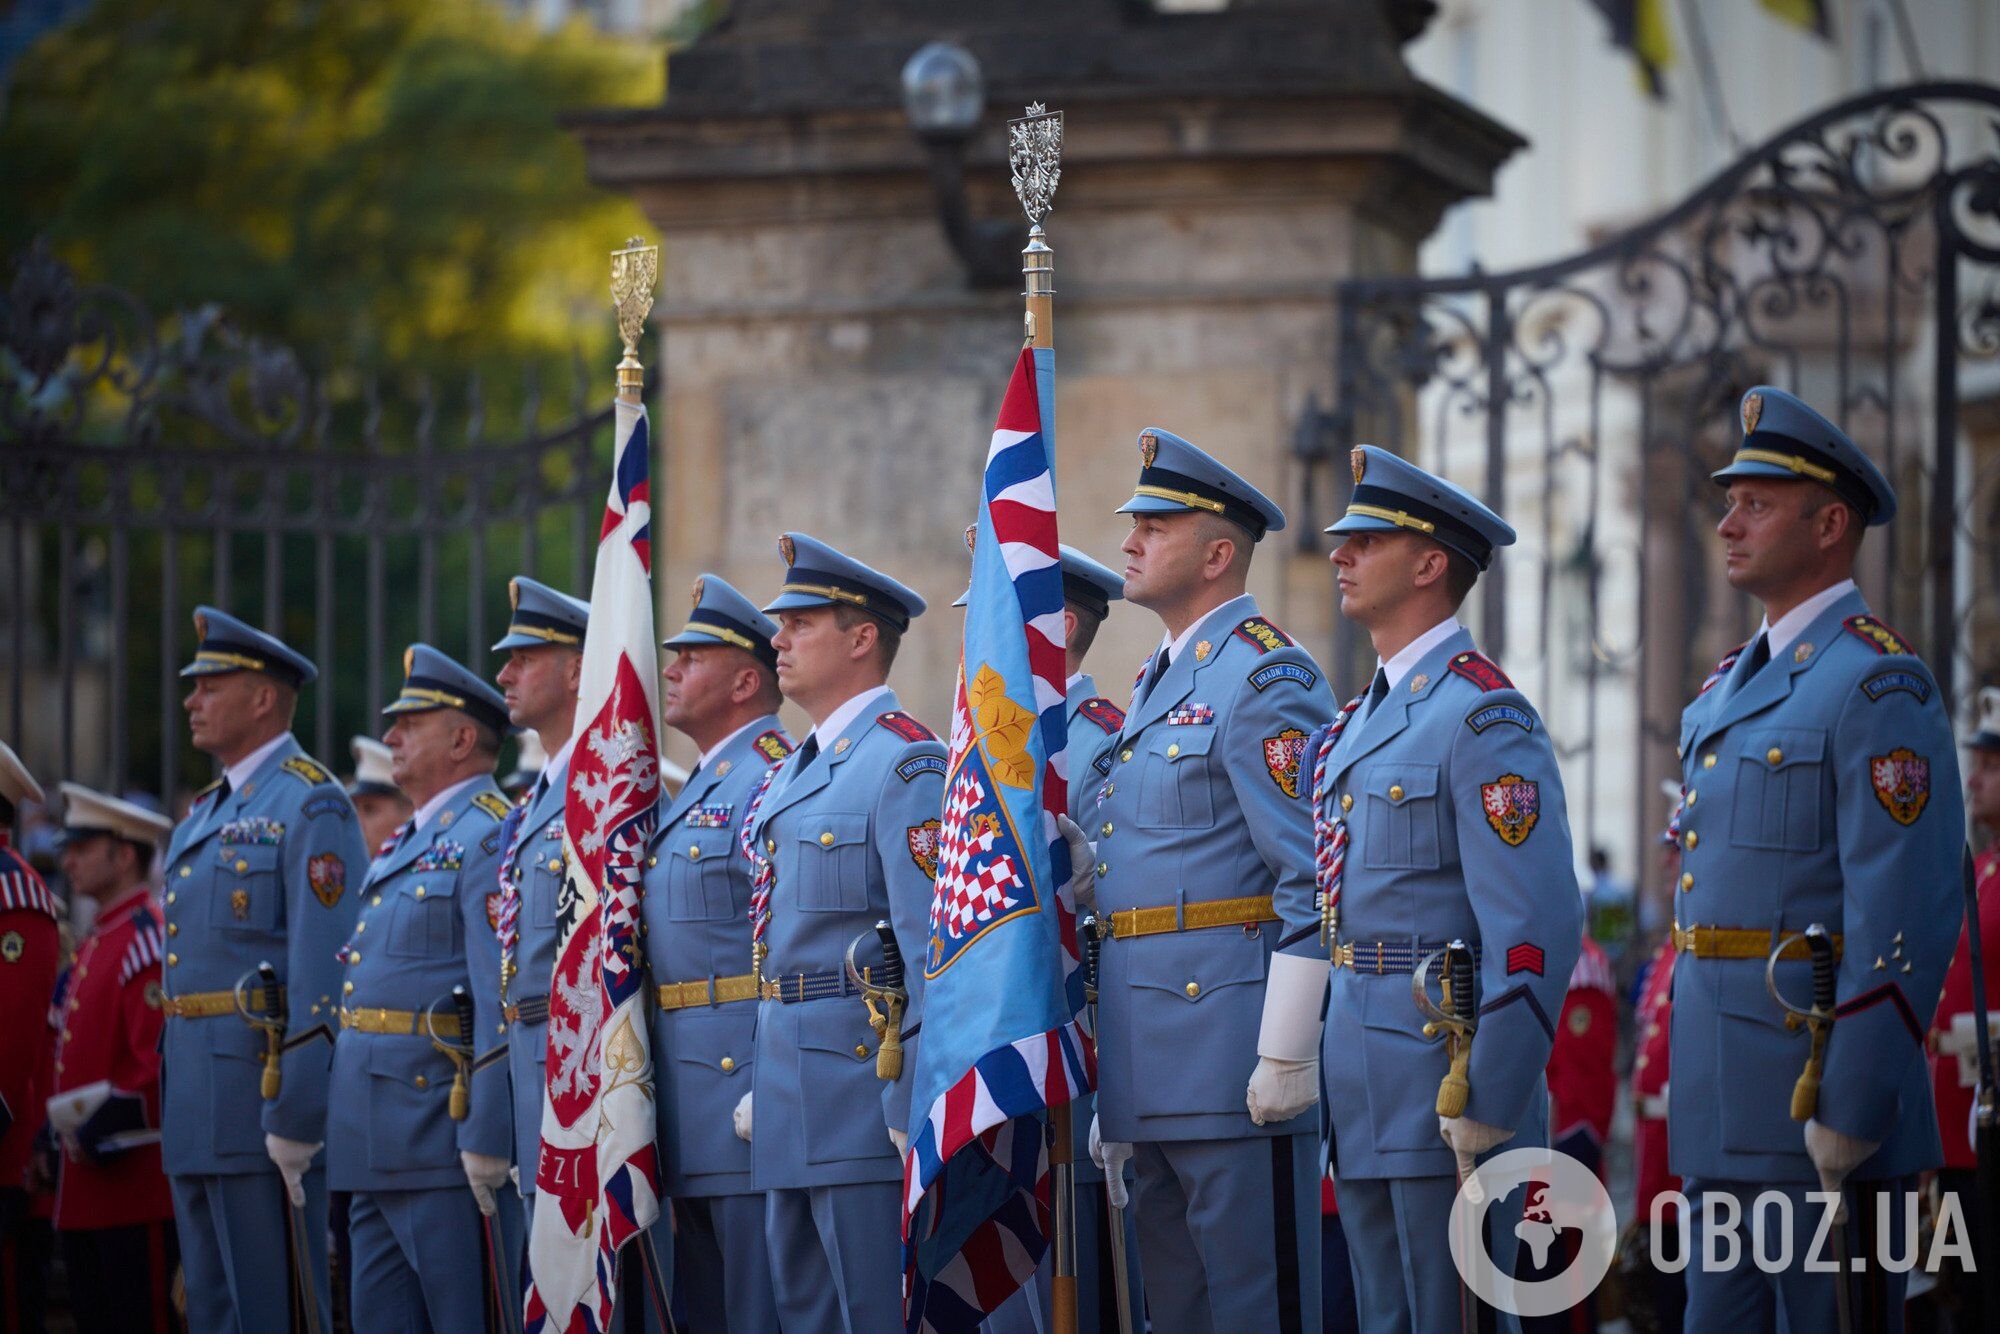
1009 103 1064 226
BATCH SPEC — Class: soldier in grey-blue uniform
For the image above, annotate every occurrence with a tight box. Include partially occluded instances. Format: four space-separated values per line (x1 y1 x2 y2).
488 574 590 1236
1670 388 1963 1333
737 532 947 1333
325 645 514 1333
639 574 791 1333
959 543 1142 1334
1309 446 1582 1334
1083 429 1335 1333
161 607 366 1334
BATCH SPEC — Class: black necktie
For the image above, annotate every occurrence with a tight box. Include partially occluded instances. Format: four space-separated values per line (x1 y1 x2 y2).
1143 648 1172 703
1366 668 1390 714
1734 634 1772 694
795 735 820 771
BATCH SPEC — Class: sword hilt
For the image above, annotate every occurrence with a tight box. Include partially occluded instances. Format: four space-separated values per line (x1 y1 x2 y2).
1437 940 1476 1119
255 962 284 1100
1791 925 1837 1122
871 920 906 1082
1082 913 1102 1004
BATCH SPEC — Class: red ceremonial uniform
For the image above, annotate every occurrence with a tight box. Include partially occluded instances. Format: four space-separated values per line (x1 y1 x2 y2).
50 886 171 1229
1630 935 1678 1218
1547 936 1618 1157
1929 839 2000 1170
0 834 60 1194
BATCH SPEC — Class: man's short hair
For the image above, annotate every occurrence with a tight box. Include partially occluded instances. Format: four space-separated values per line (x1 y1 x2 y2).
1068 605 1103 660
1194 511 1256 576
1441 549 1479 609
833 605 902 672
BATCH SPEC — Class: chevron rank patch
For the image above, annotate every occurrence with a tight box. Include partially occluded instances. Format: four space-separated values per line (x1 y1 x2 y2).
413 840 465 873
1861 669 1930 704
1167 704 1214 726
686 804 734 829
1263 728 1309 799
906 819 942 879
896 754 946 784
1448 652 1514 693
281 755 334 786
1078 697 1126 733
1870 748 1930 826
1233 617 1294 654
877 711 936 743
1506 943 1545 976
472 792 513 821
1844 614 1915 656
220 818 285 846
1480 774 1540 846
1467 703 1534 734
755 730 794 763
306 852 346 908
1249 661 1317 693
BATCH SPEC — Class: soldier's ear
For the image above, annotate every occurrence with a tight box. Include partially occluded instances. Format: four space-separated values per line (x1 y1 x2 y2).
564 649 583 694
848 616 879 662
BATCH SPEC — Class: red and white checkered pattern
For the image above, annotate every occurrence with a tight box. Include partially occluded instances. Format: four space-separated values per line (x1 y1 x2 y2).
932 771 1025 940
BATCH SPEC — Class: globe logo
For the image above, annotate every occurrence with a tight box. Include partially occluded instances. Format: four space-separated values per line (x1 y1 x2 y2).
1448 1148 1618 1316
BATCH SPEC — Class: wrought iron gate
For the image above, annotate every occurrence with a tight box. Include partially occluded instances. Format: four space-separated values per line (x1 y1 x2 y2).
1 239 612 805
1323 81 2000 872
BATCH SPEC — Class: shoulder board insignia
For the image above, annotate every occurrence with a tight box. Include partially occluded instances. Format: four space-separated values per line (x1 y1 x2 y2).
754 730 794 764
1447 651 1514 693
1249 661 1317 694
0 860 59 918
281 755 333 787
1078 698 1126 733
1232 617 1294 655
471 791 513 822
1843 614 1915 656
876 710 936 743
119 919 164 985
1467 703 1535 734
1860 668 1931 705
896 753 946 784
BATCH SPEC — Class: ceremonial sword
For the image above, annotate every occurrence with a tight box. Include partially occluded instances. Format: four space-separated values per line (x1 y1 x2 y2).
1414 942 1481 1334
425 987 519 1334
1082 914 1135 1334
233 962 321 1334
1766 924 1850 1334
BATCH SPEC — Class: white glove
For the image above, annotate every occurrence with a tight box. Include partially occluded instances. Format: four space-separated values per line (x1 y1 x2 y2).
510 1165 521 1190
733 1091 753 1143
1438 1115 1514 1204
264 1133 319 1208
1805 1118 1879 1202
461 1150 510 1217
1247 952 1329 1125
1088 1115 1132 1210
888 1126 908 1156
1057 815 1097 914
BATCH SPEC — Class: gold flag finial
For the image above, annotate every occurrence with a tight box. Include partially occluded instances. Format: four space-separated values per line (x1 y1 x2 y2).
611 236 660 398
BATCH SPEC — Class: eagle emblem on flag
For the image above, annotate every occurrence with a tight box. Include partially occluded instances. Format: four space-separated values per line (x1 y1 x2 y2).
307 853 345 908
1481 774 1540 846
1870 747 1929 826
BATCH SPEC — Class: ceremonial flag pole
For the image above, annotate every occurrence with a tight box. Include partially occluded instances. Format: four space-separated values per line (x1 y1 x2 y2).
900 103 1090 1334
523 239 667 1334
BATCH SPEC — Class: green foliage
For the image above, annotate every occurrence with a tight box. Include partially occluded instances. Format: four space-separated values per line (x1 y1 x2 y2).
1 0 661 379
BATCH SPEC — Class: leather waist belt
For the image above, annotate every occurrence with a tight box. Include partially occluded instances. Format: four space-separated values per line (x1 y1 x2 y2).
340 1006 464 1037
164 987 283 1019
1107 894 1278 940
1332 940 1482 975
760 965 904 1004
1672 923 1844 961
503 997 549 1026
657 973 761 1011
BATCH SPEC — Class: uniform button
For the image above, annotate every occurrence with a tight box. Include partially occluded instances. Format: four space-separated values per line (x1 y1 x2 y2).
854 1045 869 1059
413 1075 428 1089
166 892 177 905
179 866 191 878
1100 822 1113 837
1102 783 1114 796
1389 785 1405 802
414 886 426 898
234 859 248 872
1684 831 1697 850
343 982 354 995
355 921 366 934
1120 749 1133 763
1096 862 1108 877
1685 790 1697 806
688 845 702 861
820 832 835 846
166 953 178 966
1184 981 1200 998
1766 747 1783 765
350 952 361 964
1702 754 1717 769
1166 743 1180 759
647 855 658 868
1340 794 1353 813
167 923 178 936
1680 872 1693 891
1636 1054 1650 1070
371 895 382 907
766 839 777 854
720 1056 736 1073
1646 1023 1660 1038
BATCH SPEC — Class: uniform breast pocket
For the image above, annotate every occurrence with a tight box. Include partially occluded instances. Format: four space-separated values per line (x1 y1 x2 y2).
1359 762 1442 870
387 879 461 959
1728 729 1826 851
796 813 871 913
211 845 282 931
1135 728 1216 831
528 828 565 926
666 831 738 921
